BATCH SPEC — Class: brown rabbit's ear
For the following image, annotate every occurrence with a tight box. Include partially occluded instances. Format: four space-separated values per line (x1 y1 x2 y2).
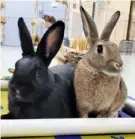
18 17 34 56
100 11 120 41
80 6 99 42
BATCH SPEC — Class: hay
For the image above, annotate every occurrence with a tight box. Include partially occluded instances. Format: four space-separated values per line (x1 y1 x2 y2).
57 38 87 64
64 52 85 64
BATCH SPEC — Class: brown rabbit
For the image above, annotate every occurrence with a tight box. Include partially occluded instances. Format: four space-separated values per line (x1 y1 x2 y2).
74 6 127 118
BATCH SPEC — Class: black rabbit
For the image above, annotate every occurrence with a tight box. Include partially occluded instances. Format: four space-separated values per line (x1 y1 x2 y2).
1 18 78 119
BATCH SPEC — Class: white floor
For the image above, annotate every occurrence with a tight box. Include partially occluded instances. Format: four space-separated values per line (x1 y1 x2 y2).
0 46 135 98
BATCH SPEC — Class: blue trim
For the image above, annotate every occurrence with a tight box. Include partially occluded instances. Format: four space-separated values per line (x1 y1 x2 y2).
128 96 135 101
55 135 82 139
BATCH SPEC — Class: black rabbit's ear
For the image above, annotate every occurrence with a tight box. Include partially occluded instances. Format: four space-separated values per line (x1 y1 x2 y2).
36 21 65 66
18 17 35 56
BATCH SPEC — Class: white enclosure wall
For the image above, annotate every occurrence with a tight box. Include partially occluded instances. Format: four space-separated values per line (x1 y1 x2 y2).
68 0 93 39
94 0 131 45
128 1 135 40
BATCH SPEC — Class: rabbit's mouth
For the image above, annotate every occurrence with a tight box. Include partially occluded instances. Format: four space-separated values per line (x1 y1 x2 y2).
102 61 123 76
14 89 28 102
11 85 34 102
102 70 121 76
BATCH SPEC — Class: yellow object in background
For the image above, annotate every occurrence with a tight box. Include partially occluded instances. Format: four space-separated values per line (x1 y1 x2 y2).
78 39 87 51
82 135 135 139
83 39 87 50
71 38 87 52
1 16 7 24
71 39 77 49
1 91 9 115
8 68 14 73
32 34 41 46
78 39 82 51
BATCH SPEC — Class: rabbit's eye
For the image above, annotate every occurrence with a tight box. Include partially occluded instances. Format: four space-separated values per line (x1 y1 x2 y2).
97 45 103 53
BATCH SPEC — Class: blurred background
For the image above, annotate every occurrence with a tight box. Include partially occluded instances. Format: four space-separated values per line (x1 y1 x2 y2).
1 0 135 46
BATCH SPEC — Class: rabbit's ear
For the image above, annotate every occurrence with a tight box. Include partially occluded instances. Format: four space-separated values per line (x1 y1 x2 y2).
80 6 99 43
100 11 120 41
36 21 65 66
18 17 34 56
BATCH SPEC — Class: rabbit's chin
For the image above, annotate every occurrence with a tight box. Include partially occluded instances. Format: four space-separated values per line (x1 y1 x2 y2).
15 94 34 103
15 94 31 102
102 70 121 77
12 87 35 103
15 95 35 103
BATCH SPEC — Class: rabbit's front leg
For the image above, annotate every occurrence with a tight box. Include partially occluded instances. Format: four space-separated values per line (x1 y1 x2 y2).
77 104 89 118
96 111 118 118
78 107 88 118
1 112 15 119
80 111 88 118
107 78 127 117
108 112 118 118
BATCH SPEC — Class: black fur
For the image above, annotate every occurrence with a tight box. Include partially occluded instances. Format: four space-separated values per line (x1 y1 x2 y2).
88 111 99 118
18 17 34 56
1 18 78 119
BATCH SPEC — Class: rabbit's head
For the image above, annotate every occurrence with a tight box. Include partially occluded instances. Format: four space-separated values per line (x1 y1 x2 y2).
9 18 65 102
80 6 123 76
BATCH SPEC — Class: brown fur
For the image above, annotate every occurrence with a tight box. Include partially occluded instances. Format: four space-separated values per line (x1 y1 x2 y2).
74 6 127 118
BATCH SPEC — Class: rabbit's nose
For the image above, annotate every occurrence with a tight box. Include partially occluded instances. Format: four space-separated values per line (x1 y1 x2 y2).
114 62 123 70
